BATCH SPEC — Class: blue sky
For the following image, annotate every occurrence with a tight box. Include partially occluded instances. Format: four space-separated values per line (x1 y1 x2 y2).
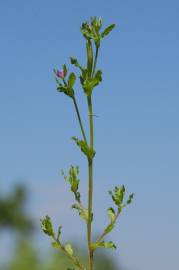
0 1 179 269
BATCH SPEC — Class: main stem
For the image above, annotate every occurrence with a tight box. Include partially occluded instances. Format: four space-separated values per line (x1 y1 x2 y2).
87 95 94 270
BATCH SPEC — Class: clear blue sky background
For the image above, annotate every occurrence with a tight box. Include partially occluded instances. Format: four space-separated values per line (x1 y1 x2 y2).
0 1 179 269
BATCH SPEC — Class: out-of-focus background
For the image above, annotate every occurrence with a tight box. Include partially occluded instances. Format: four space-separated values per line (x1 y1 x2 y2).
0 1 179 269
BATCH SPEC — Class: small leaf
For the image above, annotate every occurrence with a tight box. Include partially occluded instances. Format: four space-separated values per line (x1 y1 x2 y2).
57 225 62 241
107 207 116 223
70 57 84 72
72 137 95 160
86 39 93 76
81 70 102 96
126 193 134 205
109 185 125 207
100 241 116 250
65 244 74 256
51 241 61 249
104 223 114 234
63 64 68 77
70 57 78 66
41 215 54 237
72 203 88 222
68 72 76 88
57 84 74 98
62 166 81 202
91 241 116 250
101 24 115 38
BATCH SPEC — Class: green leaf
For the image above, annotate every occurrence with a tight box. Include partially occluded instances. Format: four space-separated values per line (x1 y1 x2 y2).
122 193 135 208
91 241 116 250
109 185 125 207
72 203 88 222
57 225 62 241
57 84 74 98
68 72 76 88
63 64 68 77
86 39 93 76
62 166 81 202
104 223 114 234
70 57 78 66
107 207 116 223
93 70 102 86
81 69 102 96
70 57 84 71
40 215 54 237
65 244 74 256
126 193 134 205
51 241 61 249
72 137 95 160
101 24 116 38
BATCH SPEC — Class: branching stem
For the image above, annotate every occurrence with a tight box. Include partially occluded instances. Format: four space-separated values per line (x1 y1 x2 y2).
53 238 86 270
96 208 121 244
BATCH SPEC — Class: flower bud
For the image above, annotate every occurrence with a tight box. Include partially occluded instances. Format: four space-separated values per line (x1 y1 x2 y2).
56 70 64 79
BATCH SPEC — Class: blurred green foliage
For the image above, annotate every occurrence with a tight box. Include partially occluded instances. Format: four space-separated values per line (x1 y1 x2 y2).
1 238 118 270
0 185 119 269
0 185 34 232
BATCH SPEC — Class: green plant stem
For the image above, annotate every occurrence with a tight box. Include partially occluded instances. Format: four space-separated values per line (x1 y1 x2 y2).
73 96 87 143
92 46 99 78
87 96 94 270
52 237 86 270
96 208 121 243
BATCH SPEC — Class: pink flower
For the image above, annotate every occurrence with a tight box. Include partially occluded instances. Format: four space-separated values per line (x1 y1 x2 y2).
56 70 64 79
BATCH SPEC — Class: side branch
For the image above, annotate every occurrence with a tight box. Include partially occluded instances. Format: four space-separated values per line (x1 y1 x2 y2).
73 96 88 143
96 208 121 244
54 238 86 270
